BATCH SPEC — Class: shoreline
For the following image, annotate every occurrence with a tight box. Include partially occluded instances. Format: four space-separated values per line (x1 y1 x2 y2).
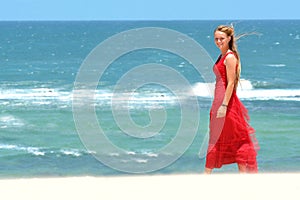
0 173 299 200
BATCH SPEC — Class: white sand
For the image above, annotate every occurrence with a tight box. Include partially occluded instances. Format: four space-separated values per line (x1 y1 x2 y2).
0 173 299 200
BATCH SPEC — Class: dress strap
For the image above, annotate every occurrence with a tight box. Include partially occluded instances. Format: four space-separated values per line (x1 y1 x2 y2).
224 51 235 58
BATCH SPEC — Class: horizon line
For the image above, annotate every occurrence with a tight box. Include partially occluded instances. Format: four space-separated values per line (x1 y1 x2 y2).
0 18 299 22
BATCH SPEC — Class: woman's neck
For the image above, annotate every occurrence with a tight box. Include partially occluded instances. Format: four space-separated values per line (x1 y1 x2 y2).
221 48 231 56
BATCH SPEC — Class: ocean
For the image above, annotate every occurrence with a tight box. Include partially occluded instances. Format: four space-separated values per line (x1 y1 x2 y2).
0 20 299 178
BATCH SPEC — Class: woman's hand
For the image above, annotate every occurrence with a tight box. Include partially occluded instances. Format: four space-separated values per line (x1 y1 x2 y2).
216 105 227 118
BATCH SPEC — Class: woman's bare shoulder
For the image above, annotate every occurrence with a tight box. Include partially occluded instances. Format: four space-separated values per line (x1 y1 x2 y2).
224 53 237 66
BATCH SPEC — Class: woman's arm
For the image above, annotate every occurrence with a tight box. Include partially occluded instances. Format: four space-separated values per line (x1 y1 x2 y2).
216 54 237 118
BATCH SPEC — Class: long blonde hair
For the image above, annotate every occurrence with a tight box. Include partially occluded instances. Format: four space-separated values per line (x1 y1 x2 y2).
214 25 241 88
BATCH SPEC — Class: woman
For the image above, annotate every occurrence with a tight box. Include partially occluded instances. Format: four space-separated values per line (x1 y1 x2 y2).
205 25 259 174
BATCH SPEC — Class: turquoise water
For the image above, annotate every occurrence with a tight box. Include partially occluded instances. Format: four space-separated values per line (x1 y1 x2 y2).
0 20 299 177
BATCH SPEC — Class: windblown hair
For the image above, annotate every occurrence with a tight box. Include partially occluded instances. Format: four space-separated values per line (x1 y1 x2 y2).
214 25 241 88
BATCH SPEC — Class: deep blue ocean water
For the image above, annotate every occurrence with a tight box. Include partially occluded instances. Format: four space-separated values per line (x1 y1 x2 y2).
0 20 299 177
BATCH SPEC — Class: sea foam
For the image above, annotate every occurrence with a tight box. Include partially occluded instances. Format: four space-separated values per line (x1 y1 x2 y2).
192 79 300 101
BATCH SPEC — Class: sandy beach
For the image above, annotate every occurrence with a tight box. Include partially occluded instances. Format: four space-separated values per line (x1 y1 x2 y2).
0 173 299 200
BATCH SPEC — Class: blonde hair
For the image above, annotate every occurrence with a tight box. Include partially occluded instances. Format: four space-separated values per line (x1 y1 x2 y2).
214 25 241 88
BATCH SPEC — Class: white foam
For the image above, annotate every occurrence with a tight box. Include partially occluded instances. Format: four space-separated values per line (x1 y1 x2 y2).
265 64 286 67
60 149 81 157
135 159 148 164
0 88 69 100
126 151 136 155
191 82 214 97
238 79 254 90
109 152 120 157
192 79 300 101
1 81 300 109
0 144 18 150
0 144 45 156
143 152 158 158
0 115 25 128
191 79 253 97
237 89 300 101
26 147 45 156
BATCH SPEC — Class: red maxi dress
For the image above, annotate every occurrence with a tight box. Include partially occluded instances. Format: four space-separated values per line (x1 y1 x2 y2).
205 52 259 172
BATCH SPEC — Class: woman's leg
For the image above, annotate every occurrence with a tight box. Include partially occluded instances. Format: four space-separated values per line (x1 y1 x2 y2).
237 164 247 173
204 168 213 174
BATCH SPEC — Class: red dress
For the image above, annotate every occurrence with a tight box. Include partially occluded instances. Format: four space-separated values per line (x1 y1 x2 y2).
205 52 259 172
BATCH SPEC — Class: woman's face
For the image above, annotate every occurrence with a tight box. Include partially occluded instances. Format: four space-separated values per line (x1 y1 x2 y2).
214 31 231 50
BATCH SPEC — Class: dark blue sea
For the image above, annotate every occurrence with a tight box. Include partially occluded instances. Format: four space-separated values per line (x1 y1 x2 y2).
0 20 299 178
